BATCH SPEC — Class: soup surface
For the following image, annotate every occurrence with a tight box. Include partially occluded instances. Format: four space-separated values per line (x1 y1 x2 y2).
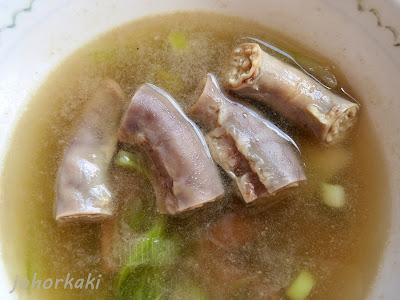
0 12 389 300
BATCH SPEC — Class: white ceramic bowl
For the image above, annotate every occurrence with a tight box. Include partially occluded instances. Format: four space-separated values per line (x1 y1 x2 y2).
0 0 399 298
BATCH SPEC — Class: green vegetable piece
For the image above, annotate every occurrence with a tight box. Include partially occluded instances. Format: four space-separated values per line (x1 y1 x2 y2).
117 216 180 299
118 265 165 300
168 32 188 50
286 270 315 300
117 218 166 289
155 68 185 95
128 235 178 267
321 183 345 208
123 191 157 232
124 209 147 231
114 150 147 175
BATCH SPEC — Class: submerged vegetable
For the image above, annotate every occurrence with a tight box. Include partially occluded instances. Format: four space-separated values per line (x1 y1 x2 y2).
124 206 154 233
123 192 157 233
286 270 315 300
168 32 188 50
114 150 148 176
118 264 165 300
154 68 186 95
117 217 180 299
126 218 178 266
321 183 346 208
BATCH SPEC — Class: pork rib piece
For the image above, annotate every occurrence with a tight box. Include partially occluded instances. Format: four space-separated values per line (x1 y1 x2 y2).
191 74 305 203
227 43 360 145
56 79 126 222
119 84 224 215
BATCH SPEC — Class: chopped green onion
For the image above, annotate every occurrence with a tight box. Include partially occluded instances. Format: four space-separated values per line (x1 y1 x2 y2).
123 190 157 232
117 217 180 299
168 32 188 50
127 221 178 267
117 218 167 290
117 265 165 300
286 270 315 300
114 150 147 175
321 183 346 208
124 210 148 232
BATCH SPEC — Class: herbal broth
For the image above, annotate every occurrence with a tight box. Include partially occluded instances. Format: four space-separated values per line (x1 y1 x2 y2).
0 12 389 300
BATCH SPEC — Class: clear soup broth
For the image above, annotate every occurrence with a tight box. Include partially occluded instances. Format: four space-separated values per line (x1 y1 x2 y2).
0 11 389 300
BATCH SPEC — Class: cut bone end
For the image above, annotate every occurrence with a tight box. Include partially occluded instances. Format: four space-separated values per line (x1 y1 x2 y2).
325 105 359 144
227 43 262 89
